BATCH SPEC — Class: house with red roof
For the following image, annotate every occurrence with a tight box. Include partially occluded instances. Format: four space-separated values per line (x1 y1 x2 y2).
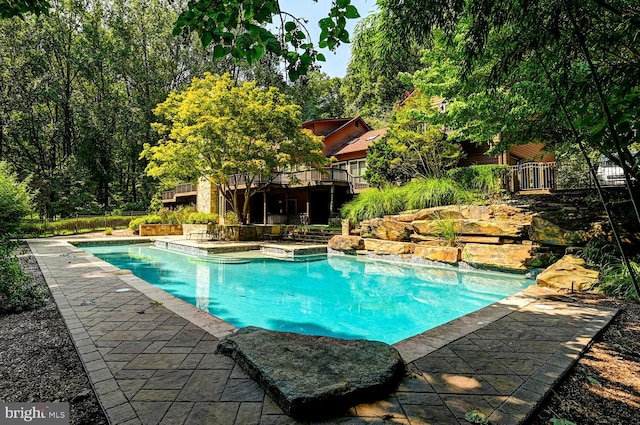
162 117 386 225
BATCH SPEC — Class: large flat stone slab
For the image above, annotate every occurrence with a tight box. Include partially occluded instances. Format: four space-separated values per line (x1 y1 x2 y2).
217 326 405 417
461 242 537 272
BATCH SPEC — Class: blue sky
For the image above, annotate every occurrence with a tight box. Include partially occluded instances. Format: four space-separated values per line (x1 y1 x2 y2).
278 0 377 78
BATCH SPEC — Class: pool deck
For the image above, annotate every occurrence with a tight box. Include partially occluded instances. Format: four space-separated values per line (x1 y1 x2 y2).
28 236 618 425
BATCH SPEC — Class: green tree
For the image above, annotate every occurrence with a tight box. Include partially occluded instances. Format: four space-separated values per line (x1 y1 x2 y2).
2 0 284 216
400 27 566 160
144 72 328 224
377 0 640 296
287 70 345 121
0 162 33 235
173 0 361 81
364 92 462 186
0 3 83 217
341 11 421 120
379 0 639 193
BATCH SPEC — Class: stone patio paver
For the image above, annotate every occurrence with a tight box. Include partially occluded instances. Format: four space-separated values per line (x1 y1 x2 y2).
28 238 618 424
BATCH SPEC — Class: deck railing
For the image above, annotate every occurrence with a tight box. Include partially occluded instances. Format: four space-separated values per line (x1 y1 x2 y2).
162 167 368 203
162 183 197 202
175 183 197 194
227 167 353 188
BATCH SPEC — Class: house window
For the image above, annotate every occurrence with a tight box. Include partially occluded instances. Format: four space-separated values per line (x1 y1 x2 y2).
334 161 347 170
349 159 367 178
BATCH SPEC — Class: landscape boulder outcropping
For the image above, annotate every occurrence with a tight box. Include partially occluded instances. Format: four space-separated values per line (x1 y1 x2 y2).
536 255 600 291
333 202 610 276
217 327 404 418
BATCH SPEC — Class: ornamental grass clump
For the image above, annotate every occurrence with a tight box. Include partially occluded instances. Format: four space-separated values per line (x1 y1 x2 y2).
340 185 406 224
433 214 459 246
599 260 640 301
579 238 639 301
341 177 477 225
401 178 473 210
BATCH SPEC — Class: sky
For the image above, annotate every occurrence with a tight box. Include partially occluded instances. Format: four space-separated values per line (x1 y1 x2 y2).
277 0 377 78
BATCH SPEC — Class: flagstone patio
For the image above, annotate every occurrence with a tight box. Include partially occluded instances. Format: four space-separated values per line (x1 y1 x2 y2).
28 237 617 425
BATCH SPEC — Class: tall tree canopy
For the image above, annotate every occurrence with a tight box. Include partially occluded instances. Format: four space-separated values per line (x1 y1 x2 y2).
287 70 345 121
0 0 287 217
379 0 639 185
143 72 328 224
341 11 422 120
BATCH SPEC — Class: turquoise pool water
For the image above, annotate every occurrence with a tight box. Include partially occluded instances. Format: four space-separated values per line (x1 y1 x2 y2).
81 243 534 344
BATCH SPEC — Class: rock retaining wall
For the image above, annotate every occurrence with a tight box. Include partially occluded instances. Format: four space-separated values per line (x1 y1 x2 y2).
139 224 183 236
330 204 604 277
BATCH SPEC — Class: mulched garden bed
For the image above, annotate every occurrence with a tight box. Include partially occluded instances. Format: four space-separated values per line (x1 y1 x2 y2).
0 244 107 425
530 294 640 425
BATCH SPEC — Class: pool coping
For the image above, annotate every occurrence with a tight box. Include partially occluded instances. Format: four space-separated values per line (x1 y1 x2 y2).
29 237 619 424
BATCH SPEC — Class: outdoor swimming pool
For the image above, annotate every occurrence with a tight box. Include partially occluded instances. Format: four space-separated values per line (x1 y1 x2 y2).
81 243 534 344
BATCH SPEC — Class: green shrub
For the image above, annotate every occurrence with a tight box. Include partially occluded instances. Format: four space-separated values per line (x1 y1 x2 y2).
104 227 114 235
578 239 640 301
599 260 640 301
156 206 195 224
157 208 178 224
401 178 473 210
447 165 510 197
0 238 46 314
148 197 163 213
0 163 34 236
186 212 218 224
128 214 162 231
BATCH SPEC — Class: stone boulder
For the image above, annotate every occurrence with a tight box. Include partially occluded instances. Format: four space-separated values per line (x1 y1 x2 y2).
412 219 525 238
413 245 460 264
217 327 405 418
390 206 466 222
360 218 414 241
390 204 532 223
328 235 365 253
364 239 416 255
536 255 599 291
529 216 596 246
461 243 537 272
